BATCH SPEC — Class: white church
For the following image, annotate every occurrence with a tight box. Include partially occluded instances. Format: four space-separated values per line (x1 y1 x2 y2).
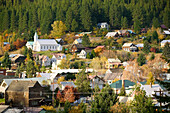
26 32 62 52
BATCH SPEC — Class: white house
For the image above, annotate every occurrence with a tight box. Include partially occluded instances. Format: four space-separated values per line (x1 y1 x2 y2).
77 50 86 59
105 32 118 38
161 40 170 47
26 41 34 49
28 32 62 52
97 22 109 30
122 43 137 52
51 53 66 70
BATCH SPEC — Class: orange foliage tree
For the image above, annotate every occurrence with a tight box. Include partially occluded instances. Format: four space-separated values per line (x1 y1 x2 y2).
3 44 10 52
13 39 27 49
56 86 79 103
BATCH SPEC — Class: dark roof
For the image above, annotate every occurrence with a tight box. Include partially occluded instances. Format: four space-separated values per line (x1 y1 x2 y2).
104 73 120 80
160 24 167 29
73 44 85 49
110 80 136 89
6 80 38 92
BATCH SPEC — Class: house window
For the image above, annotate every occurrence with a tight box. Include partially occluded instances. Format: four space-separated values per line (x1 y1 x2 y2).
41 46 42 49
40 91 42 96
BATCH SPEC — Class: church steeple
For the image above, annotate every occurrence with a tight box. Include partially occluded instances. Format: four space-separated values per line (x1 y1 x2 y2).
34 32 38 42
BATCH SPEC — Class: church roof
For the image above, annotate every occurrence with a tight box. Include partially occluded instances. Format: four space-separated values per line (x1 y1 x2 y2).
37 39 58 45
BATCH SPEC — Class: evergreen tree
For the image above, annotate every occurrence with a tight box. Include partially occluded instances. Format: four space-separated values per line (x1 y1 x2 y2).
86 52 90 59
90 50 96 59
130 88 154 113
119 87 126 96
162 42 170 63
154 79 170 110
2 52 11 69
23 12 28 32
80 4 92 31
23 46 28 56
18 10 23 32
64 101 71 113
152 31 158 43
121 16 128 29
137 53 146 66
134 19 141 34
20 63 25 72
150 53 155 61
143 41 151 54
75 68 91 94
26 60 36 78
152 17 159 28
91 84 118 113
65 7 73 31
15 65 20 77
27 48 33 60
71 19 78 32
10 9 16 32
82 34 90 46
3 9 10 30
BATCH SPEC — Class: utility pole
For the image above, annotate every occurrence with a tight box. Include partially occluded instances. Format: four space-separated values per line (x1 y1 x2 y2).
52 79 54 106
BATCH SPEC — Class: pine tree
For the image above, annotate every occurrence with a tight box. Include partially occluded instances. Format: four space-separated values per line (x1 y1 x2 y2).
27 48 33 60
130 88 154 113
64 101 71 113
150 53 155 61
62 47 65 53
152 31 158 43
134 19 141 34
10 9 16 32
65 7 73 31
80 4 92 31
18 10 23 32
15 65 20 77
71 19 78 32
86 52 90 59
3 10 10 31
2 52 11 69
75 68 91 94
90 50 96 59
23 12 28 32
137 53 146 66
152 17 159 28
23 46 28 56
82 34 90 47
162 42 170 63
26 60 36 78
91 84 118 113
143 41 151 54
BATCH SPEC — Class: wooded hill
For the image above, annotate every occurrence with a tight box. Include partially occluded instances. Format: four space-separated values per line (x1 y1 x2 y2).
0 0 169 36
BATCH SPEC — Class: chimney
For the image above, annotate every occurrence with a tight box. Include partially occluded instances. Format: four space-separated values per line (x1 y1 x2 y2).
122 79 124 88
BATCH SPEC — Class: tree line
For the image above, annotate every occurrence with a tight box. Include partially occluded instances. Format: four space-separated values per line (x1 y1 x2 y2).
0 0 169 37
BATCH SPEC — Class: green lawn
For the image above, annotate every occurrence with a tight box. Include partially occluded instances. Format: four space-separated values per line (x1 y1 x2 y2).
0 98 5 103
35 50 60 58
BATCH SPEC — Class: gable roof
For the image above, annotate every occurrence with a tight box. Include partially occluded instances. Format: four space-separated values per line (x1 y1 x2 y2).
161 40 170 43
122 43 134 47
37 39 58 45
39 55 49 61
108 58 121 63
106 32 118 37
110 80 136 89
27 41 34 45
136 43 144 48
118 30 127 34
72 44 85 49
6 80 38 92
2 77 48 86
52 53 66 59
140 84 162 97
163 30 170 35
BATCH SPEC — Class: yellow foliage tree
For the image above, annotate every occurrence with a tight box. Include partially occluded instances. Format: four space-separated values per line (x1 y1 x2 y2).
117 38 123 45
146 72 154 85
57 76 65 84
0 35 4 48
51 21 67 38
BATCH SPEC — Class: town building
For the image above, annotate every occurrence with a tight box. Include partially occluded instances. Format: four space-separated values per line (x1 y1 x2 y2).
122 43 137 52
161 40 170 47
26 32 62 52
5 80 45 107
97 22 109 30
